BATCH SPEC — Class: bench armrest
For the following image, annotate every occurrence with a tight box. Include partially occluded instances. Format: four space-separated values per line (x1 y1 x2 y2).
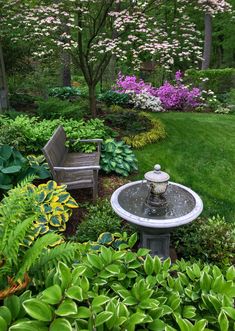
54 165 100 171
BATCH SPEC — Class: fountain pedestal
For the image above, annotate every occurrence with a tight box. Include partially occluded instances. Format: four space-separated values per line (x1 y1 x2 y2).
141 232 170 259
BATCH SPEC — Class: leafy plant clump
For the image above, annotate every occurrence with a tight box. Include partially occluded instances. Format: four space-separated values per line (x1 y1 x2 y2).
0 179 79 294
35 97 87 120
98 90 130 106
1 238 235 330
48 86 81 100
172 215 235 266
104 109 153 136
0 145 50 192
123 112 166 148
75 200 132 243
101 139 138 176
0 115 114 153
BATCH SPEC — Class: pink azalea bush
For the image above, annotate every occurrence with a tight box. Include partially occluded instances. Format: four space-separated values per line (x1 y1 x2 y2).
114 71 202 111
115 73 158 96
156 70 202 110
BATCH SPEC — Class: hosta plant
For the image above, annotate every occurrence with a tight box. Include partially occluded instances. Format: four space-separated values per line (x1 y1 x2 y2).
48 86 81 100
0 145 50 192
98 90 130 106
1 235 235 331
33 180 78 237
101 139 138 176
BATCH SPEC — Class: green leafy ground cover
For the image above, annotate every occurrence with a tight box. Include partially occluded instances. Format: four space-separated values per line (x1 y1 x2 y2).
134 112 235 221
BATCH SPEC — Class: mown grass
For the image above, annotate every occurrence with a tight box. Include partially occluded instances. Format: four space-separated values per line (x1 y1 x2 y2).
133 112 235 222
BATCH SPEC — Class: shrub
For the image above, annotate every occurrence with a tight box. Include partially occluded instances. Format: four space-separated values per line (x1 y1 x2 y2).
0 145 50 192
185 68 235 95
123 113 166 148
75 199 127 242
9 92 35 109
104 109 153 136
172 215 235 266
101 139 138 176
48 86 81 100
155 72 202 110
35 97 87 120
98 90 130 106
115 72 158 95
0 115 114 153
129 91 163 112
1 242 235 330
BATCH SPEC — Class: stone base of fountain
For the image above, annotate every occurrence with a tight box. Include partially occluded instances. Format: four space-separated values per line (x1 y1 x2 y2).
141 231 170 259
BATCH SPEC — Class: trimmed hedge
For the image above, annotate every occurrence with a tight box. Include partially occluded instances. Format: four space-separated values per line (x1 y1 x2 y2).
185 68 235 94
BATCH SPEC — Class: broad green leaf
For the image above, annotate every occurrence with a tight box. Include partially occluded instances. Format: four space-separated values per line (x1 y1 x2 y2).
0 316 7 331
40 284 62 305
200 271 212 292
137 248 150 257
128 312 146 325
192 319 207 331
97 232 114 245
66 286 83 301
0 306 12 325
144 255 154 275
105 264 120 274
226 266 235 281
50 318 72 331
222 307 235 320
128 233 138 248
76 306 91 318
148 319 165 331
218 310 229 331
153 256 162 274
23 299 53 322
182 306 196 319
55 299 77 316
92 295 110 307
9 321 48 331
4 296 20 320
58 262 72 291
2 165 21 174
95 311 113 327
87 254 103 270
163 258 171 271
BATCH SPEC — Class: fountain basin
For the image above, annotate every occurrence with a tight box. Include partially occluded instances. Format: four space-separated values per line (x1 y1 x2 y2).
111 180 203 258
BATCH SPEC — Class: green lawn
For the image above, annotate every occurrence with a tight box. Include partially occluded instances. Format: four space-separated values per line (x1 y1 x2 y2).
133 112 235 222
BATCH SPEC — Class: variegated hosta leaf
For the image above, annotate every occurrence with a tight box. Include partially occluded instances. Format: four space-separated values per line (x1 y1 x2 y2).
36 190 47 203
39 224 50 235
66 199 78 208
58 192 71 203
49 215 63 227
40 204 53 214
97 232 114 245
46 180 58 190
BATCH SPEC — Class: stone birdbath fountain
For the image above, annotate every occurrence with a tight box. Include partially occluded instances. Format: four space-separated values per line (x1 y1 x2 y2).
111 164 203 259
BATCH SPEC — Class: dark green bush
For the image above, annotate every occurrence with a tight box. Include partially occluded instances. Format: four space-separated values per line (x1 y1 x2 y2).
98 90 130 106
172 215 235 266
75 199 131 243
104 109 152 136
48 86 81 100
9 92 35 109
185 68 235 95
101 139 138 176
35 98 87 120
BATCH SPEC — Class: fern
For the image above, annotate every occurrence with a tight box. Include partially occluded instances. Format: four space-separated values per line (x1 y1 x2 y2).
3 216 34 266
16 232 61 280
30 242 80 282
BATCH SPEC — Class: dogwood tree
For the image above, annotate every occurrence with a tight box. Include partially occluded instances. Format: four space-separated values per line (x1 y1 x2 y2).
1 0 181 116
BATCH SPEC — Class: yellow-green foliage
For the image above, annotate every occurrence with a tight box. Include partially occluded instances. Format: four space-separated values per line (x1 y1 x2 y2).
33 180 78 236
123 112 166 148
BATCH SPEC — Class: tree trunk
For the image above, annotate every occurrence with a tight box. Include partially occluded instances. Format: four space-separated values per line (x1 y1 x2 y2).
0 44 9 112
61 51 71 86
201 13 212 70
88 85 97 117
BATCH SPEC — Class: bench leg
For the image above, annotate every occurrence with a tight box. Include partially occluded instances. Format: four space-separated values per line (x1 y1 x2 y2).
93 170 98 202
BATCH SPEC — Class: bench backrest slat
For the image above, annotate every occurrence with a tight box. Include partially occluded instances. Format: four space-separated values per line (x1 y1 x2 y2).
42 126 67 178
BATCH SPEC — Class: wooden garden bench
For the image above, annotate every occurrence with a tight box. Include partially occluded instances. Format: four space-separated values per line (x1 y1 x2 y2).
42 126 102 201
